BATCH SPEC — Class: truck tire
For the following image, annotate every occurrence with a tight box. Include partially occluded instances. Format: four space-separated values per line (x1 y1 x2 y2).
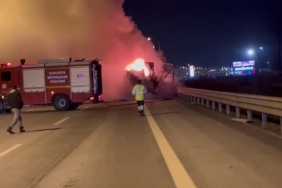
0 100 5 114
69 103 80 110
5 109 11 113
52 94 70 111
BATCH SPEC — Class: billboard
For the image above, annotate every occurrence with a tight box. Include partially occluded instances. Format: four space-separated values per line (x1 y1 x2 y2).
233 60 255 67
232 60 255 71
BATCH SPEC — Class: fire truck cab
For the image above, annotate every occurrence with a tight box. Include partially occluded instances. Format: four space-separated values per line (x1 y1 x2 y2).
0 58 102 113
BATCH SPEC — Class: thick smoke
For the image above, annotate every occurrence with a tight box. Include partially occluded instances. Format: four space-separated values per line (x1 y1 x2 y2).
0 0 168 101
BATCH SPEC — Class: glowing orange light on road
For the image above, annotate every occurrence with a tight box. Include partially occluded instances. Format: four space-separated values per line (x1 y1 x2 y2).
125 58 150 76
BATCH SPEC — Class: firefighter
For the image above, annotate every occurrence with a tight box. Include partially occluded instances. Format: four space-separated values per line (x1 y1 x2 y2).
6 85 25 134
132 79 147 116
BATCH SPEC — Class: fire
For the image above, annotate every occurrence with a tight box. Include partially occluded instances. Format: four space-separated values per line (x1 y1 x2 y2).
125 58 150 76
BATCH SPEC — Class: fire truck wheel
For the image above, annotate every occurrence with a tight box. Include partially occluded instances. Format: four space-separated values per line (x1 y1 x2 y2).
52 94 70 111
0 100 4 114
5 109 11 113
69 103 80 110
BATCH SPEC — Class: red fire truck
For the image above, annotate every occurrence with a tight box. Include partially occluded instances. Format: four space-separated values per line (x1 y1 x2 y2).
0 58 102 113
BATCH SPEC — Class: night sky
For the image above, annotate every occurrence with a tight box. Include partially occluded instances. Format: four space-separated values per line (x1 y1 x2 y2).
123 0 281 68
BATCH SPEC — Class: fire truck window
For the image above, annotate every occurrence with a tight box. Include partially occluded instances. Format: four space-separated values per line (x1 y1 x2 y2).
1 71 12 81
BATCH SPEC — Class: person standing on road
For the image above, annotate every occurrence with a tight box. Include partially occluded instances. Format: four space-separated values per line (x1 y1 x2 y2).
132 79 147 116
6 85 25 134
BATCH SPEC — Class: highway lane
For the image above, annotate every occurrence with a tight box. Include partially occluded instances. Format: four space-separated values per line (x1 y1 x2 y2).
0 100 282 187
149 99 282 188
0 104 109 188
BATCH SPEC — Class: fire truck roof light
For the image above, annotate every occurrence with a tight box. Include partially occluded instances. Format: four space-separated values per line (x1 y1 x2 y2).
0 62 11 68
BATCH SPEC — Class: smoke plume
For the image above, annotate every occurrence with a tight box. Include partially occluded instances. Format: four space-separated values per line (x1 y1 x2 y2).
0 0 168 101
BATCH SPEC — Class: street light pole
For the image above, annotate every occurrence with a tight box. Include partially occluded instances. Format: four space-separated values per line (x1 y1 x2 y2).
247 47 264 70
279 37 281 75
147 36 161 51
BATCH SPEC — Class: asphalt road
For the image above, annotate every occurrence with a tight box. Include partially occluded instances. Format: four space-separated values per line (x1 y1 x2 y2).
1 100 282 188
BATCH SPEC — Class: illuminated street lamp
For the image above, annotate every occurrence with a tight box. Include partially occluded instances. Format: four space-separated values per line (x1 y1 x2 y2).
248 47 263 55
147 37 161 50
247 49 254 55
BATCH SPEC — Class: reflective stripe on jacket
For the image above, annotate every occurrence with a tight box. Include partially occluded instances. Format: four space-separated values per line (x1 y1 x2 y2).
132 84 147 101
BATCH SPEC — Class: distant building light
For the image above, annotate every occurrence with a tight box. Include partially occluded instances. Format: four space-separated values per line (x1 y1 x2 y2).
189 65 195 78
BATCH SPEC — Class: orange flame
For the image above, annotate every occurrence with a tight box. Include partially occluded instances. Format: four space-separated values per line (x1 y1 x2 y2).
125 58 150 76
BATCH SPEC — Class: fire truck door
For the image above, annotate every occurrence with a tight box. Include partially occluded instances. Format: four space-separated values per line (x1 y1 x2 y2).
91 61 102 101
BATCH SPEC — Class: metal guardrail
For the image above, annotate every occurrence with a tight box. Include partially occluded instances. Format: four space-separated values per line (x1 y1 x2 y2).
177 87 282 133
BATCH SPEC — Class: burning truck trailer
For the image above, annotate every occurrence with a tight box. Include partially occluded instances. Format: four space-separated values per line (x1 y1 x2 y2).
125 59 174 95
0 58 102 114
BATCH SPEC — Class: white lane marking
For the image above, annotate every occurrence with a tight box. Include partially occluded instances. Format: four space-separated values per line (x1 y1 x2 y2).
82 106 89 110
54 117 69 125
144 105 197 188
27 109 34 112
0 144 22 158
